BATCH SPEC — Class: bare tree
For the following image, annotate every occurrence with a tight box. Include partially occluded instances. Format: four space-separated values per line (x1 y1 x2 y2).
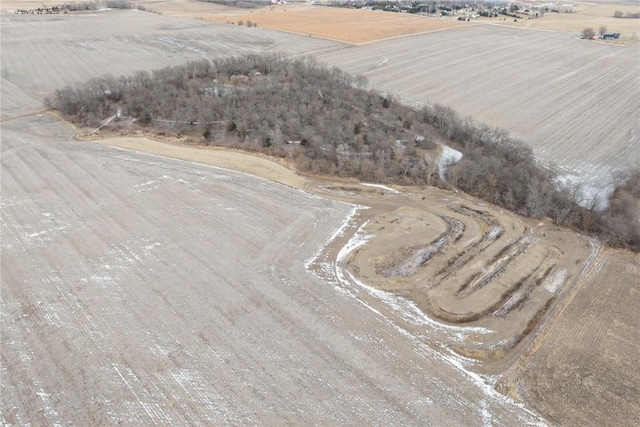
599 25 607 36
48 54 640 251
582 27 595 39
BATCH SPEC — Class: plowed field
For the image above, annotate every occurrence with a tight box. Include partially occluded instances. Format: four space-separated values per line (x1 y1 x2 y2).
514 251 640 426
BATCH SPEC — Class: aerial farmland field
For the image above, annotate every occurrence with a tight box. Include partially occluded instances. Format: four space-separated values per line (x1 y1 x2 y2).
514 251 640 426
0 8 344 117
151 0 639 202
315 24 640 202
1 107 548 425
1 1 639 426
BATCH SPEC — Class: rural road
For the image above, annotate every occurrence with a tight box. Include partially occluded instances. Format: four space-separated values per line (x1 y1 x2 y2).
0 114 545 425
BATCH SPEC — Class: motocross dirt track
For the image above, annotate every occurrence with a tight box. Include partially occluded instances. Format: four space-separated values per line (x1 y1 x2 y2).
1 4 639 426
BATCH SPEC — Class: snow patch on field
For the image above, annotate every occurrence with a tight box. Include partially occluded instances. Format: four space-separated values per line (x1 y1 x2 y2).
553 172 615 209
439 144 463 182
3 211 70 251
132 180 160 192
361 183 401 194
33 380 60 424
543 269 568 293
336 223 493 337
304 205 366 271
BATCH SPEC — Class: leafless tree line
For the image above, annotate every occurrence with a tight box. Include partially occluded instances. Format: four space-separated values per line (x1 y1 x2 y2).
417 102 639 251
14 1 150 13
47 54 640 251
200 0 270 9
614 10 640 19
15 6 65 14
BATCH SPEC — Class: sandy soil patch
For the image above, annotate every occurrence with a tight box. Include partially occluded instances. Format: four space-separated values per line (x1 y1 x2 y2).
91 136 311 190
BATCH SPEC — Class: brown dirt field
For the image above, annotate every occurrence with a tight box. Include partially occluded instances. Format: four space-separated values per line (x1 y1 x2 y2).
512 250 640 426
202 4 468 44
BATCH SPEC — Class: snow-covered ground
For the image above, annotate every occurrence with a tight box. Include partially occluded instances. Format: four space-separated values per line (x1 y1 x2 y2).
438 143 464 182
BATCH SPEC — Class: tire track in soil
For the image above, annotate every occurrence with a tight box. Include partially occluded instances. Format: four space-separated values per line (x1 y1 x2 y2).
426 205 511 291
379 215 464 278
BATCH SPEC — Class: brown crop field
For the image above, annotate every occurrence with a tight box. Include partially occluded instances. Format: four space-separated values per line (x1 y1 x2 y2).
201 4 468 44
512 250 640 426
2 3 639 426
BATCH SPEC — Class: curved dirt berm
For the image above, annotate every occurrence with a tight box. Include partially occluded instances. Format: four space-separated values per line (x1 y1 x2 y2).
343 194 594 368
